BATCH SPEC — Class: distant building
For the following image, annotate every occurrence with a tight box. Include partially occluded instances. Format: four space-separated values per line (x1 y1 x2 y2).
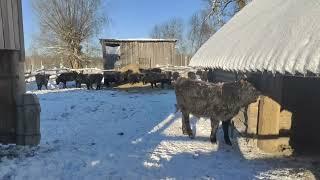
100 39 190 69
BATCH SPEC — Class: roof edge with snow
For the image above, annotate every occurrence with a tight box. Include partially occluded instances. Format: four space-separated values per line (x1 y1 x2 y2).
190 0 320 76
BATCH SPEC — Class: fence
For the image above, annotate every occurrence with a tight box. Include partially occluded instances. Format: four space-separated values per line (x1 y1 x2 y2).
173 54 192 66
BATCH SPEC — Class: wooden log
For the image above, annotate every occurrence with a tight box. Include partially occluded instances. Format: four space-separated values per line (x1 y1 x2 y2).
247 98 260 134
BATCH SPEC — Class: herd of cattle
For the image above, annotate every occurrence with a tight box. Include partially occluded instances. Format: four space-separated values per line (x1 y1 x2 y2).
34 67 261 146
34 68 217 90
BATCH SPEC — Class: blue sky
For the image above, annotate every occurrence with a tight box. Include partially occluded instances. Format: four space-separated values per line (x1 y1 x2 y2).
22 0 206 51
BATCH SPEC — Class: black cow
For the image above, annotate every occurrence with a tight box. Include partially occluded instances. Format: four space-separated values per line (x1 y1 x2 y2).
76 73 91 89
187 72 197 80
172 72 180 81
104 71 122 87
35 73 50 90
88 74 103 90
56 71 78 88
128 73 142 84
143 72 171 89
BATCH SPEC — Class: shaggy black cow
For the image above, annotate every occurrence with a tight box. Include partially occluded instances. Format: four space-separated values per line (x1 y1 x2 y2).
56 71 78 88
187 72 197 80
196 70 208 82
76 73 103 90
172 72 180 81
35 73 50 90
104 71 122 87
128 73 142 84
76 73 90 89
143 72 171 88
88 74 103 90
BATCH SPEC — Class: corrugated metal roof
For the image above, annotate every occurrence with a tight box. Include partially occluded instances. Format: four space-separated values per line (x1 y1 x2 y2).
190 0 320 75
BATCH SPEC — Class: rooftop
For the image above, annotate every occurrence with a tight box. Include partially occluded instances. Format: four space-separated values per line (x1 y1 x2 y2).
190 0 320 76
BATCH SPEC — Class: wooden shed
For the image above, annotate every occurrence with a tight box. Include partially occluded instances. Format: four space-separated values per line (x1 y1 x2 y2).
0 0 40 145
190 0 320 153
100 39 189 69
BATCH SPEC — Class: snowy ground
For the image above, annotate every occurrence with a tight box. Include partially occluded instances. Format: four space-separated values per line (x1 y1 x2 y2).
0 86 319 179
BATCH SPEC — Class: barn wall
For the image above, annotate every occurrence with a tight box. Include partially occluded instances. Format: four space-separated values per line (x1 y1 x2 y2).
102 40 181 69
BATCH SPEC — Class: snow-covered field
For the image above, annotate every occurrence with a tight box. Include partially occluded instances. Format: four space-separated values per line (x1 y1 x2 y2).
0 86 318 179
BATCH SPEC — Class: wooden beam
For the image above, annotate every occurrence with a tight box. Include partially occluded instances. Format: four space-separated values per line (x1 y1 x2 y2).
257 96 281 152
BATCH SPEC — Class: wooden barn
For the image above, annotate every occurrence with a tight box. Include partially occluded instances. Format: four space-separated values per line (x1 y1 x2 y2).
100 39 190 69
0 0 40 145
190 0 320 153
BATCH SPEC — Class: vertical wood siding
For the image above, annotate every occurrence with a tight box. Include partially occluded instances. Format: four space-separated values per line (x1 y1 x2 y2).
0 0 23 50
102 40 187 69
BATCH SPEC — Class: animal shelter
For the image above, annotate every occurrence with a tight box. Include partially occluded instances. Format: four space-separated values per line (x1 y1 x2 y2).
100 39 190 69
0 0 40 145
190 0 320 153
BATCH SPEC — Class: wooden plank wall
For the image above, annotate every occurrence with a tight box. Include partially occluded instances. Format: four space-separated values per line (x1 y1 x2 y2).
103 41 181 69
0 0 23 51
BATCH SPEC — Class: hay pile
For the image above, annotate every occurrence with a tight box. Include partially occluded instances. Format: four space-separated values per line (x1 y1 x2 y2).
119 64 141 73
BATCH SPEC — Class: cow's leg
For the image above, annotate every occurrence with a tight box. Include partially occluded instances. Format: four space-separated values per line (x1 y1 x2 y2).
161 82 164 89
63 81 67 88
210 118 220 144
151 83 154 88
37 84 41 90
45 83 48 89
182 111 194 138
222 120 232 145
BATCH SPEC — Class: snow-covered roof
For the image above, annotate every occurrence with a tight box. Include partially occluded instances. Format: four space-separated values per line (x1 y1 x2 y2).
100 38 177 43
190 0 320 75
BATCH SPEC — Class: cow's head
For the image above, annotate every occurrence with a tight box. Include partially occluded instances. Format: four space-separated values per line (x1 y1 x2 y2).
238 79 261 105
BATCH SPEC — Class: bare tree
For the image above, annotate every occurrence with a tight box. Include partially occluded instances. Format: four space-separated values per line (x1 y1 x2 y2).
32 0 106 69
202 0 251 27
188 11 215 54
150 18 186 53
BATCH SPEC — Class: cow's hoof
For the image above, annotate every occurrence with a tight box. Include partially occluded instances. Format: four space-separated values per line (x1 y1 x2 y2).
188 133 195 139
225 139 232 146
182 127 188 135
210 137 217 144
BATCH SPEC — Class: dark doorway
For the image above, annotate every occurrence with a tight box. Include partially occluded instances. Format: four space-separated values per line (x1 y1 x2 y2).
282 76 320 153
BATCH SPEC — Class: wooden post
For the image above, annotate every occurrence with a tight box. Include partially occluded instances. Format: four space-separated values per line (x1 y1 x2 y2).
0 0 40 145
257 96 281 152
246 98 260 134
